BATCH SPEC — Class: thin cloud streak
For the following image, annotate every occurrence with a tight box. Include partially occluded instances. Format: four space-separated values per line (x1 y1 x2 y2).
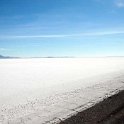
82 31 124 36
0 31 124 39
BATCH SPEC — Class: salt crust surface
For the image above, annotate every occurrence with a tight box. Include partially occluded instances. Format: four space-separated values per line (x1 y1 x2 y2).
0 58 124 123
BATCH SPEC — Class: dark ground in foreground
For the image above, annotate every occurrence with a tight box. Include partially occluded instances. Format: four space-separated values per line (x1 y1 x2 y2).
103 106 124 124
59 90 124 124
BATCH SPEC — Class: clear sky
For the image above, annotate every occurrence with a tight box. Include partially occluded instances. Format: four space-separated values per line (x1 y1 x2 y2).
0 0 124 57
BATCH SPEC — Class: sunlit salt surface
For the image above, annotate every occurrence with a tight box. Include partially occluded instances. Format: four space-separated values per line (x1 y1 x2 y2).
0 58 124 107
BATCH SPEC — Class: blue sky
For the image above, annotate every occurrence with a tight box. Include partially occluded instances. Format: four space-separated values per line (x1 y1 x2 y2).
0 0 124 57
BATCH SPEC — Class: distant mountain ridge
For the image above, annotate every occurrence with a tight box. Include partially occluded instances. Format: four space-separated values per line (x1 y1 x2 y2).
0 55 9 58
0 55 75 59
1 54 124 59
0 55 11 58
0 55 4 58
0 55 19 59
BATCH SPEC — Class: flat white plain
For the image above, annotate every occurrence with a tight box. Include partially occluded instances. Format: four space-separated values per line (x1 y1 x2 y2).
0 58 124 107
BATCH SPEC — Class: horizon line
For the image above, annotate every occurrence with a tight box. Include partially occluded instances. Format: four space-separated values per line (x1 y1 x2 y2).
1 54 124 59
